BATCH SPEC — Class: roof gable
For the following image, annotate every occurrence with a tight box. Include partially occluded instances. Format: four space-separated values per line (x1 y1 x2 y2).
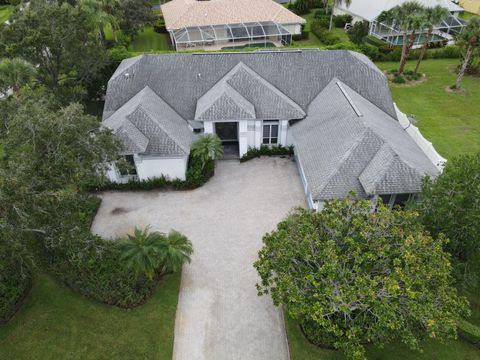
292 79 438 200
104 50 398 122
195 82 255 120
103 86 194 156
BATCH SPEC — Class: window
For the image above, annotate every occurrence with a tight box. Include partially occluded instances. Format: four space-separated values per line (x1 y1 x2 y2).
119 155 137 176
263 120 279 145
379 193 414 208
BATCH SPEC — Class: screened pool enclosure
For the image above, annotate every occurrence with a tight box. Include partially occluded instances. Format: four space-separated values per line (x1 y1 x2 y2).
369 14 466 47
169 21 293 51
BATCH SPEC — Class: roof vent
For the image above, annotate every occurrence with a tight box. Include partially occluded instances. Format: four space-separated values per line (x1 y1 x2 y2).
124 72 130 78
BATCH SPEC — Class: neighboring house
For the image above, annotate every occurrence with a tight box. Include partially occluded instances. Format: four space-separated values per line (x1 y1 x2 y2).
334 0 466 46
459 0 480 14
102 50 444 209
160 0 305 51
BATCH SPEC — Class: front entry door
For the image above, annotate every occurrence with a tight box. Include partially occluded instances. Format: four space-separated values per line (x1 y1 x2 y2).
215 122 238 142
215 122 239 159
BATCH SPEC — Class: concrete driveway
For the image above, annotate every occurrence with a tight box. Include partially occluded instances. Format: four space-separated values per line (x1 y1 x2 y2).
91 157 306 360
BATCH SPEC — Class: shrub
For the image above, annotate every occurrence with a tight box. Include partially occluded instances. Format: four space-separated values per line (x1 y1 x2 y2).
359 43 379 59
458 319 480 348
290 0 310 15
392 75 406 84
348 21 369 44
96 155 214 191
414 153 480 291
41 195 159 308
333 14 352 28
314 8 327 18
240 144 294 162
311 20 340 45
153 18 167 33
0 255 31 324
311 17 330 32
255 197 470 360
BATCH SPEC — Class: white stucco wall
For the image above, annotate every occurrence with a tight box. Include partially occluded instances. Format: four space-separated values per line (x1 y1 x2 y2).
394 104 447 170
135 156 189 181
282 23 302 35
294 153 315 209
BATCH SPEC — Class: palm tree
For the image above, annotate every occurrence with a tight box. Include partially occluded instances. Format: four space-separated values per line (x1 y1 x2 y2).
455 16 480 90
378 2 426 75
78 0 120 42
120 227 193 280
329 0 351 31
190 134 224 168
119 227 167 280
413 5 449 75
159 230 193 273
0 58 36 97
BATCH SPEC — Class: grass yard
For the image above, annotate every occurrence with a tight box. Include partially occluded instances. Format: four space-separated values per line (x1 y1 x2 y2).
128 26 172 53
0 5 13 24
0 273 181 360
286 315 480 360
376 59 480 158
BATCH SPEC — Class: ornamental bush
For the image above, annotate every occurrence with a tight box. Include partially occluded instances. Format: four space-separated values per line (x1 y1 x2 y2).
240 144 294 163
414 153 480 291
0 252 31 324
42 195 161 308
255 197 469 360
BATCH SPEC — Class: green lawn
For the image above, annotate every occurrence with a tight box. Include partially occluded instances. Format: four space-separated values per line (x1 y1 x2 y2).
0 273 181 360
0 5 13 24
286 315 480 360
128 26 172 52
375 59 480 158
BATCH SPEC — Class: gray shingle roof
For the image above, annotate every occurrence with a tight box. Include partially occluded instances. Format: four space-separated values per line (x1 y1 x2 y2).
195 81 256 120
291 78 438 201
103 86 195 156
103 50 438 199
103 50 397 121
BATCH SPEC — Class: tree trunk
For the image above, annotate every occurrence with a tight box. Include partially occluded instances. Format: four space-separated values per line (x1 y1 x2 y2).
414 27 432 75
398 32 409 75
324 0 329 14
398 30 416 75
456 44 474 89
329 8 334 31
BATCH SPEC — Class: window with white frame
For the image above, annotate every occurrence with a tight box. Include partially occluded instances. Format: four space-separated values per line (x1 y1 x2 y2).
263 120 279 145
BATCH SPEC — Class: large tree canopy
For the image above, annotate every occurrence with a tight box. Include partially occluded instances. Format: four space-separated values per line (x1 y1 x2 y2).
255 198 469 360
0 0 108 102
0 93 121 252
415 153 480 290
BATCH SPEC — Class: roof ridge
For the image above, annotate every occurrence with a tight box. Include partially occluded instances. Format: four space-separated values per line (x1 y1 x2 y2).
227 62 306 117
134 100 189 155
316 127 379 195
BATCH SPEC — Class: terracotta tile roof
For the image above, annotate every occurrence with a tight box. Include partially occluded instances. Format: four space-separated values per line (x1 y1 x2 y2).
161 0 305 30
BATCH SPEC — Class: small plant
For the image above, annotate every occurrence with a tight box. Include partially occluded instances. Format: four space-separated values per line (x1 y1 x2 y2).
120 227 193 280
240 144 294 162
393 75 406 84
190 134 223 169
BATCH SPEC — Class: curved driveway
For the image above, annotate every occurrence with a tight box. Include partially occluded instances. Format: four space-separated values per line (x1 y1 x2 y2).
91 158 306 360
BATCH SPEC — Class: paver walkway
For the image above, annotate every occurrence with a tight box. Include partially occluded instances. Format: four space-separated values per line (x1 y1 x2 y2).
91 158 306 360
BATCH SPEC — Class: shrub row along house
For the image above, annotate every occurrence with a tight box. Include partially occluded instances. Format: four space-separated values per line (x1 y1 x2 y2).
160 0 305 51
334 0 466 46
102 50 444 210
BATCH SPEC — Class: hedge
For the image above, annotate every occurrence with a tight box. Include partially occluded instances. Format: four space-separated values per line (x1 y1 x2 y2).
41 195 161 308
240 144 294 163
458 319 480 348
0 257 31 324
94 155 214 191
